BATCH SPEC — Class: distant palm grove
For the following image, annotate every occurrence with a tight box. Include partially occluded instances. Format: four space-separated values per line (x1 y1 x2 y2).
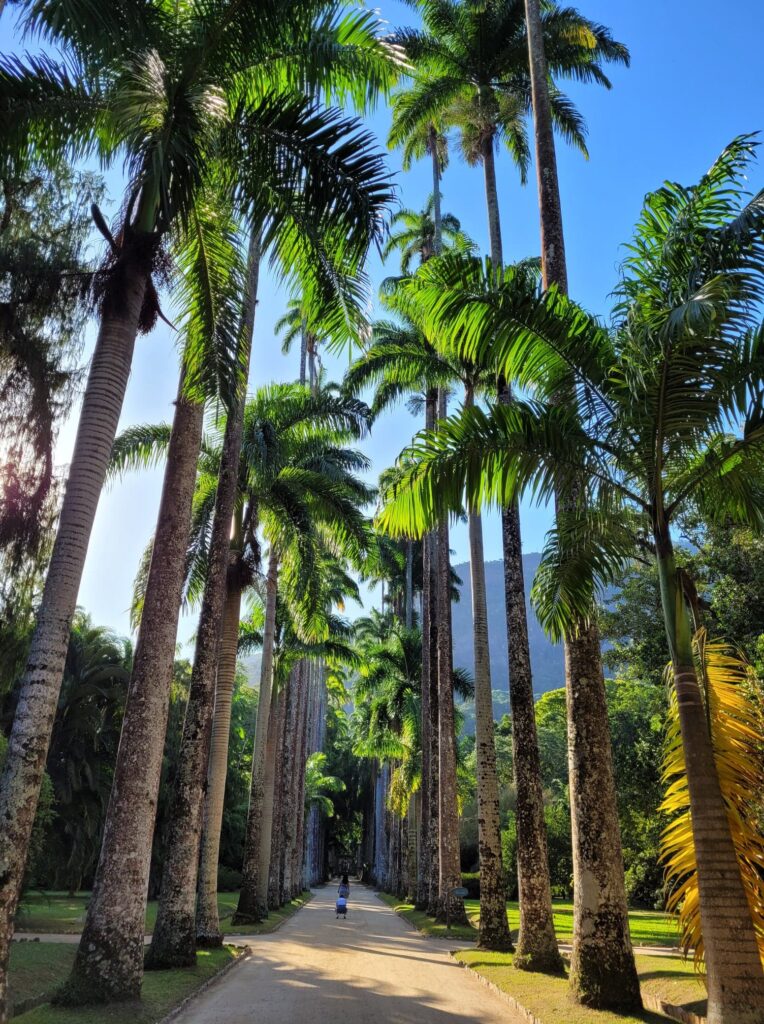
0 2 763 1024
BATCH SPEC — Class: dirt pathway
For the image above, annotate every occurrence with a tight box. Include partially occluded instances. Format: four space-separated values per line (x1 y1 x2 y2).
174 883 522 1024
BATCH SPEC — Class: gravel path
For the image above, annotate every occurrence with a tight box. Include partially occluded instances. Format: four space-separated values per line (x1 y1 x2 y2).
173 883 521 1024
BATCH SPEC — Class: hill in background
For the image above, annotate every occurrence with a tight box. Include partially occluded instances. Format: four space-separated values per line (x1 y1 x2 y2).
451 555 565 712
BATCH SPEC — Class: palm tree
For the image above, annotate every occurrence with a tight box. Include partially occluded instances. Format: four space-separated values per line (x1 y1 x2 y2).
346 304 510 947
0 1 397 1008
225 389 373 923
376 138 764 1022
390 0 628 972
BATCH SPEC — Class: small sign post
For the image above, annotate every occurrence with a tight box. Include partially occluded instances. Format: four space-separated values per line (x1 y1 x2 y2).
446 886 469 932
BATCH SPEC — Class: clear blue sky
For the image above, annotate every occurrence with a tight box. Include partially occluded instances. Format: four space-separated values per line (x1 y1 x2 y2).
3 0 763 639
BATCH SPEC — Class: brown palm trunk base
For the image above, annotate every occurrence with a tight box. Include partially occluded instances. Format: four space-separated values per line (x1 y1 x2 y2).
469 508 513 951
256 684 281 918
196 584 242 947
435 503 467 928
501 504 563 972
58 374 203 1004
565 621 641 1010
269 685 289 909
0 264 147 1018
234 551 279 924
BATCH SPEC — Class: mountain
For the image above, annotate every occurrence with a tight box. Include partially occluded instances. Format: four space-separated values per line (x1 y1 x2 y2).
451 555 564 701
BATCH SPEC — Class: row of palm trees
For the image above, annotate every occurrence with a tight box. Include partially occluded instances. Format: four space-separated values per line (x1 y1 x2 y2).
0 5 762 1024
0 0 400 1016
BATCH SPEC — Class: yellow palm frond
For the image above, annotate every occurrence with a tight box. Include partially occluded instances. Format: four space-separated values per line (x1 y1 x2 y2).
660 629 764 975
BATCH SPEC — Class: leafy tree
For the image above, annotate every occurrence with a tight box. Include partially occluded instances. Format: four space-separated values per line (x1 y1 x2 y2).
378 138 764 1021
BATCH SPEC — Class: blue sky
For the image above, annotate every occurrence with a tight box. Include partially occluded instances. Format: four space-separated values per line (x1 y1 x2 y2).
3 0 763 640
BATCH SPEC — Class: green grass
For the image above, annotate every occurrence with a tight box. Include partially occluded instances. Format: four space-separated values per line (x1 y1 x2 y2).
15 890 311 936
463 899 680 949
8 944 76 1017
455 948 705 1024
379 892 680 949
377 893 477 941
10 945 238 1023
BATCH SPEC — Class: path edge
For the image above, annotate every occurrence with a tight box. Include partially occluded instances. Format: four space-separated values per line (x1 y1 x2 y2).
223 890 314 940
158 946 251 1024
450 954 544 1024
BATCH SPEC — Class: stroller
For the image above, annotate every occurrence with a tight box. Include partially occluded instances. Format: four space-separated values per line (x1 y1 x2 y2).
335 896 348 919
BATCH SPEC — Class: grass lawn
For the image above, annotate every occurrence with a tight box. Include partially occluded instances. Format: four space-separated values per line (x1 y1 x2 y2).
379 892 680 949
15 890 311 936
377 893 477 941
10 944 238 1023
455 948 706 1024
463 899 680 949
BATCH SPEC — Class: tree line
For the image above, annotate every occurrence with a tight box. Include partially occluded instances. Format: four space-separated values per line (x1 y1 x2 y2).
0 4 763 1024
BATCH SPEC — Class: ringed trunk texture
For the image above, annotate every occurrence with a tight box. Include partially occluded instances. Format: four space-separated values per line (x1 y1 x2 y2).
565 621 641 1010
502 501 562 971
435 388 466 926
145 235 261 970
417 524 432 909
523 0 568 294
523 1 638 1005
269 685 288 909
234 549 279 922
483 131 559 964
656 541 764 1024
278 668 299 904
425 392 440 916
60 361 204 1004
469 507 512 950
0 261 147 1017
195 584 242 947
257 683 281 917
291 661 310 896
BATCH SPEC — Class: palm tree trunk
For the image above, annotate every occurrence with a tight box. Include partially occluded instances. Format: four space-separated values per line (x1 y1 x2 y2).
294 665 311 892
655 531 764 1024
481 137 503 267
269 684 288 908
278 668 299 903
417 525 432 909
523 0 640 1005
257 682 281 916
0 248 148 1020
60 365 204 1004
143 235 261 970
465 484 512 950
280 665 301 900
424 392 441 916
234 548 279 922
483 124 561 968
436 387 467 926
502 502 562 971
196 583 242 946
405 542 414 629
523 0 568 294
565 619 641 1007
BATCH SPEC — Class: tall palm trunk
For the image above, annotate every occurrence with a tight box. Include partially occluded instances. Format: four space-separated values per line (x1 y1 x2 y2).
655 530 764 1024
291 661 311 895
435 385 467 925
278 668 299 903
424 393 441 916
464 385 512 951
196 582 243 946
60 363 205 1005
523 0 640 1006
257 681 281 916
481 130 562 970
143 235 261 970
405 541 414 629
234 547 279 922
416 522 432 909
502 503 562 971
0 235 150 1020
269 685 288 908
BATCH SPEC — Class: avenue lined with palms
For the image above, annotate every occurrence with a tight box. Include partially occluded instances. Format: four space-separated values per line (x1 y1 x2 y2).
0 2 763 1024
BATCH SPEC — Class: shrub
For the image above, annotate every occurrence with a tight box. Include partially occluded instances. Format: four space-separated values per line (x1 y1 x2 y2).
217 866 242 892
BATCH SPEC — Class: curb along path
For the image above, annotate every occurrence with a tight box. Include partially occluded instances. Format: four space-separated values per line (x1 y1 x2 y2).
172 883 524 1024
